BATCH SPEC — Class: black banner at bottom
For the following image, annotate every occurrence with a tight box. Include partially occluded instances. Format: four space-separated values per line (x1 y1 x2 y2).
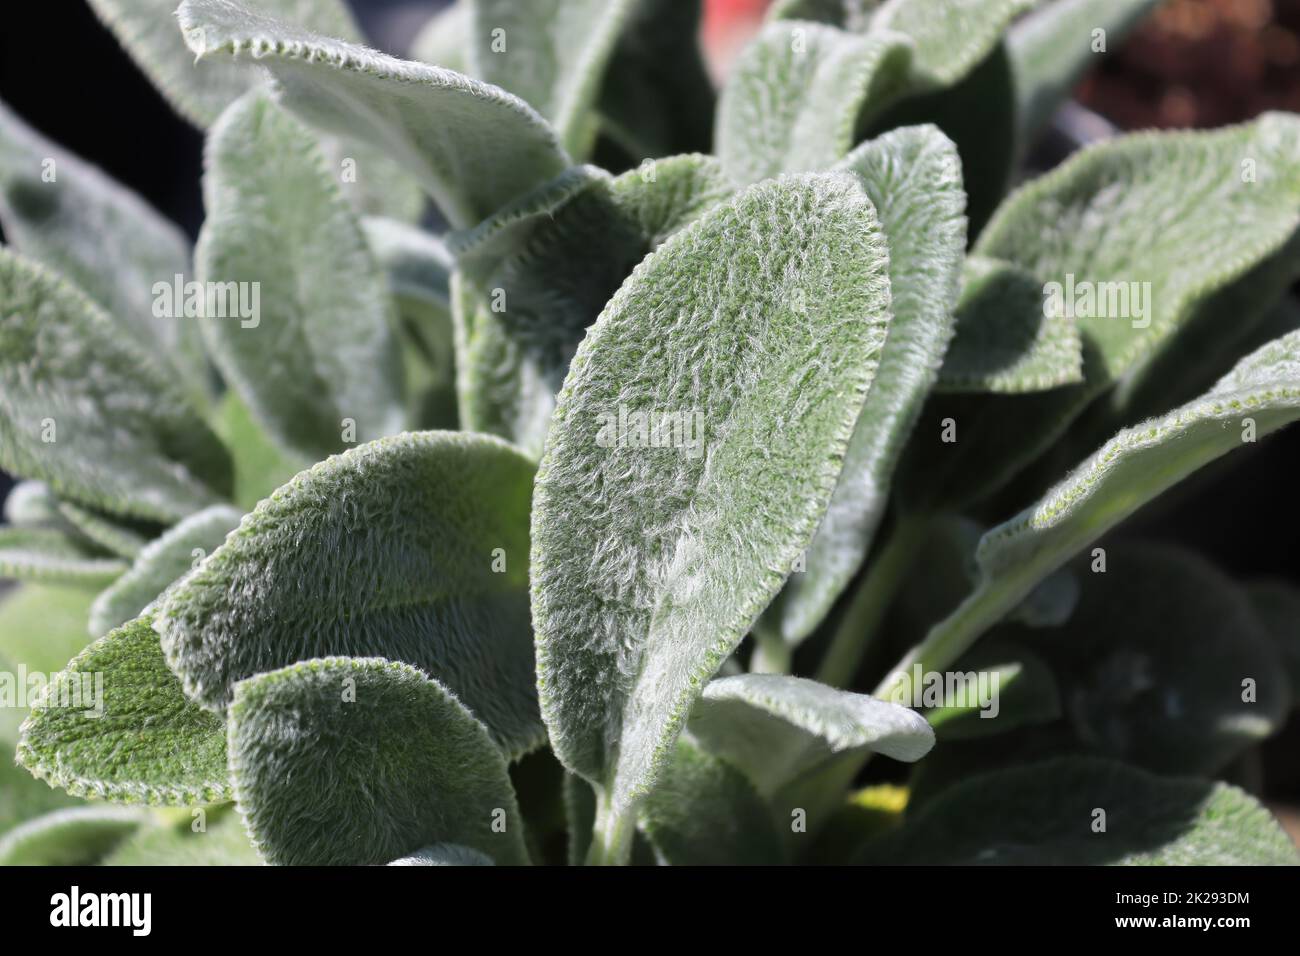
0 864 1289 941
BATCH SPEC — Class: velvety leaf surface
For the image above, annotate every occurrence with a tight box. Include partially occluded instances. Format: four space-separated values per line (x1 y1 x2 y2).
449 165 609 279
412 3 715 163
609 154 734 251
453 157 731 456
198 94 404 463
316 138 427 225
640 737 785 865
978 115 1300 383
980 330 1300 593
0 528 125 586
762 125 965 645
716 21 912 186
689 675 934 797
178 0 570 228
1031 544 1288 774
389 843 495 866
228 657 529 865
900 114 1300 510
467 0 634 156
867 41 1017 236
0 248 232 522
17 615 231 805
870 0 1032 89
157 432 542 757
1103 253 1300 439
729 1 1030 187
938 255 1084 392
0 98 205 388
533 173 893 813
860 757 1299 865
0 806 147 866
93 0 426 221
451 168 647 454
89 506 243 637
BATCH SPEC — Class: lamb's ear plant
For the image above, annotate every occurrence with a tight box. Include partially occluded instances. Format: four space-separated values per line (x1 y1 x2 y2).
1 0 1298 866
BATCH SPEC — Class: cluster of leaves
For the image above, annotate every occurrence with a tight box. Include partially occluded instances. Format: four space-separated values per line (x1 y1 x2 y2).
1 0 1299 866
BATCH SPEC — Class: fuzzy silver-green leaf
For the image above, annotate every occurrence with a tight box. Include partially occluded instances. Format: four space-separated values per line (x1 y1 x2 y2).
0 248 232 522
938 255 1084 393
157 431 542 758
197 94 404 463
467 0 635 156
533 173 894 813
761 125 965 645
228 656 529 865
17 614 231 805
178 0 570 228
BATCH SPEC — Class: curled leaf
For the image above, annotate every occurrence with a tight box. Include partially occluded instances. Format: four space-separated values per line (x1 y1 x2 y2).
690 674 935 795
178 0 570 227
938 255 1084 393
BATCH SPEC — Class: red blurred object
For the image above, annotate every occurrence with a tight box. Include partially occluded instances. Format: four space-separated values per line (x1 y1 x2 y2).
702 0 770 81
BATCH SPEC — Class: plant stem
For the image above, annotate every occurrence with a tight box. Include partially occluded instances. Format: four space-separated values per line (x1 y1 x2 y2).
750 625 792 673
585 791 635 866
872 560 1047 701
815 515 929 688
822 541 1045 817
821 578 1021 812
